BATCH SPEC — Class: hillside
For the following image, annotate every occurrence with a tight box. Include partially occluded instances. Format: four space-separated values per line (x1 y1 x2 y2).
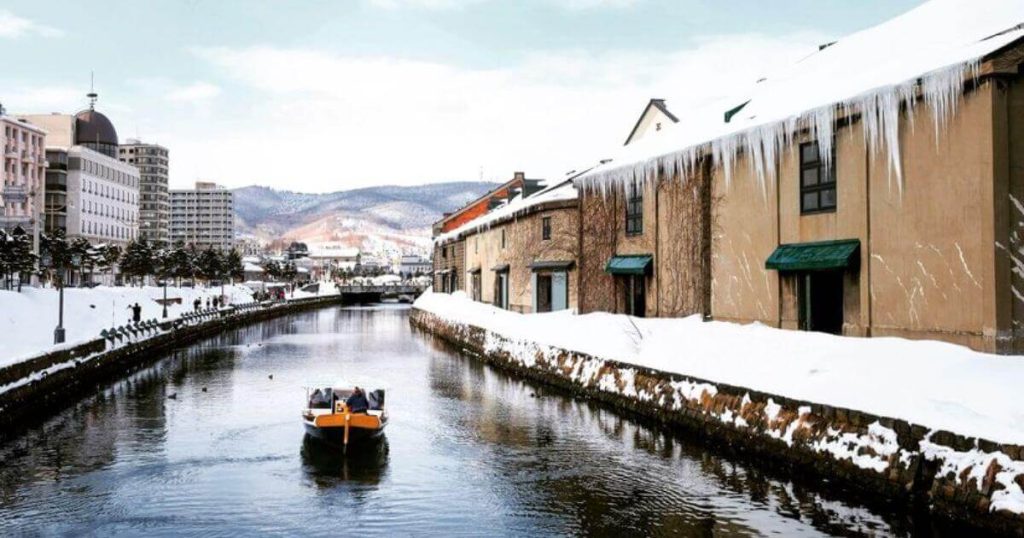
233 181 498 254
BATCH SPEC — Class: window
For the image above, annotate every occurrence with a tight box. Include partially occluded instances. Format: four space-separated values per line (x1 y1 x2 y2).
625 188 643 236
800 140 836 214
501 229 506 249
541 217 551 240
624 274 646 317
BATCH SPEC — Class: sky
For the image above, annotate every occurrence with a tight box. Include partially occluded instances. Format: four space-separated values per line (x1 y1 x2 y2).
0 0 923 192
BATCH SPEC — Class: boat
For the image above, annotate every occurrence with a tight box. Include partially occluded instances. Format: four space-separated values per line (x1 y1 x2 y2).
302 384 388 450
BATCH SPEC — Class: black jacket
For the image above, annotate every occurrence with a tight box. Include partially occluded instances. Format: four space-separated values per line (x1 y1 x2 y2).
347 393 369 413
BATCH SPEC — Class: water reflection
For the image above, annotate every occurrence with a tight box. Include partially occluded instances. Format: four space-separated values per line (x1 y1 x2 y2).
0 306 951 536
300 435 390 487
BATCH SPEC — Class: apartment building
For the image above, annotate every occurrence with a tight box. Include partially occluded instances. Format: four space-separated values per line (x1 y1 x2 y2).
119 140 169 247
0 114 47 251
170 181 235 251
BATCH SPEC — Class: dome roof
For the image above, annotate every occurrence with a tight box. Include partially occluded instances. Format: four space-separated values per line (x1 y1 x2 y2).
74 109 118 146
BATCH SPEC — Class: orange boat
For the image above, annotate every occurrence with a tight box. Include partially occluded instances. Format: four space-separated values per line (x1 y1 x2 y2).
302 384 388 450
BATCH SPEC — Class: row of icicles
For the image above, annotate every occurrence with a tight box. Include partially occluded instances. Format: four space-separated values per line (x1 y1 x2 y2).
578 60 981 201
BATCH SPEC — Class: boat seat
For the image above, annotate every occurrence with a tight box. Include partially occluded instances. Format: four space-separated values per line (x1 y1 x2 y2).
366 409 384 417
367 389 385 410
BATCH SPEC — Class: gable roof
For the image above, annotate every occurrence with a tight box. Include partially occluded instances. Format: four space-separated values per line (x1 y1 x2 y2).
623 98 680 146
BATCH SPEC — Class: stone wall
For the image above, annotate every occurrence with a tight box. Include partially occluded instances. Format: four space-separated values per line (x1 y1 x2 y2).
410 307 1024 536
462 200 578 312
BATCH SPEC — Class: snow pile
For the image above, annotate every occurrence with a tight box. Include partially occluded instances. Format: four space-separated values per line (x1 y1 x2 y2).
414 290 1024 446
435 180 578 244
0 285 255 367
290 281 341 299
577 0 1024 194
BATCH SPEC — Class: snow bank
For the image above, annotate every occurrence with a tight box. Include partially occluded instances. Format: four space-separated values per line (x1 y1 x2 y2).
0 285 255 367
414 290 1024 446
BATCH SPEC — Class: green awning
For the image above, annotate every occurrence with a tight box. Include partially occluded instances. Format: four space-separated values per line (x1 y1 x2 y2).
605 255 653 275
765 239 860 271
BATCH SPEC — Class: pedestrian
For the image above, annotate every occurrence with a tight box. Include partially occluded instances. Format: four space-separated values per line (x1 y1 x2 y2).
193 298 201 312
206 297 211 309
132 303 142 323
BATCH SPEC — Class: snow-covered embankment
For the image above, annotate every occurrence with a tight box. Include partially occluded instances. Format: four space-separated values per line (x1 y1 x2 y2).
411 291 1024 531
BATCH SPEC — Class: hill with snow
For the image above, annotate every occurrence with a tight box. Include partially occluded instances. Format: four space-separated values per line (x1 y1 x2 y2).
233 182 497 254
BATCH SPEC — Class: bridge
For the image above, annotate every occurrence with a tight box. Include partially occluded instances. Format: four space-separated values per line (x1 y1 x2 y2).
300 283 429 304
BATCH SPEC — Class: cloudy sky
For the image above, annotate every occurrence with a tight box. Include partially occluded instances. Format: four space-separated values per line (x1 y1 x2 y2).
1 0 921 192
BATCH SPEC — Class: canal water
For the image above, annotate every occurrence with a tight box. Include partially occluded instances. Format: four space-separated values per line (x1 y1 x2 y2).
0 305 944 536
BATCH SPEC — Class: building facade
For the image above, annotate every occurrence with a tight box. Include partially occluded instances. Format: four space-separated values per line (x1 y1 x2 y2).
573 13 1024 354
398 254 432 277
119 140 169 247
578 170 710 319
20 104 140 246
433 176 580 313
68 145 140 244
170 181 235 251
1 115 47 251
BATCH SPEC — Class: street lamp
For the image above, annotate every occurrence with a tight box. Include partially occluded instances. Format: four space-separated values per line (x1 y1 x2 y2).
162 278 169 318
41 251 65 345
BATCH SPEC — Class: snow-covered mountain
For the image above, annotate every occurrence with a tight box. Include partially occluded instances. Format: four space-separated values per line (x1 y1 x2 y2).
233 182 497 254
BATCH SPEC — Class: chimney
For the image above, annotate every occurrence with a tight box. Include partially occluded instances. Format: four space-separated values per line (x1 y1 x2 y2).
513 171 525 183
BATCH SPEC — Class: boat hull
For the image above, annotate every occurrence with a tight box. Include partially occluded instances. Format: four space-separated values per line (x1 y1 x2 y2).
303 420 386 446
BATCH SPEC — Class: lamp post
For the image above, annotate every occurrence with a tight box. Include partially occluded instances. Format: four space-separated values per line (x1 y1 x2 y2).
40 251 65 344
162 279 168 318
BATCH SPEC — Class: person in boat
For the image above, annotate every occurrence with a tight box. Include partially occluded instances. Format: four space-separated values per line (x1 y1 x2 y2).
347 387 369 413
309 388 330 409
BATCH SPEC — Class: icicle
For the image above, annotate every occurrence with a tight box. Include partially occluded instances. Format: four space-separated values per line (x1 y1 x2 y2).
922 60 979 148
575 59 982 204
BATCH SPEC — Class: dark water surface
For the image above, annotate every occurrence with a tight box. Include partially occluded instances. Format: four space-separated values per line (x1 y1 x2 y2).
0 306 938 536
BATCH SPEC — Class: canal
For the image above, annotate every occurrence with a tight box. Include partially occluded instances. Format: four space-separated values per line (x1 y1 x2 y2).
0 305 943 536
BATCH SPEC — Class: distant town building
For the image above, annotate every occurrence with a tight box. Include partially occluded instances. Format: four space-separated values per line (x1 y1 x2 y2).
398 254 432 277
119 140 169 247
20 97 141 246
307 243 360 270
170 181 235 251
0 112 48 251
287 241 309 260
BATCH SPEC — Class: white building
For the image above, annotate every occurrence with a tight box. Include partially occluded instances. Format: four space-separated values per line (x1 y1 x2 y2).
20 101 140 246
170 181 235 251
398 254 431 277
0 114 47 251
307 243 360 270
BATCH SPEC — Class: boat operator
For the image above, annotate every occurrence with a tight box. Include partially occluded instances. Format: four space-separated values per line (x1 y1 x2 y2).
347 387 369 413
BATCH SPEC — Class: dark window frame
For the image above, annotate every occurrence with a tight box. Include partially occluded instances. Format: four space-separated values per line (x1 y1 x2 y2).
799 140 837 215
625 188 643 236
501 229 506 249
541 216 551 241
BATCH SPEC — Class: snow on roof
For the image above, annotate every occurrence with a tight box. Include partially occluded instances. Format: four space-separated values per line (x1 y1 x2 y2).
578 0 1024 193
434 176 581 244
243 262 264 272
